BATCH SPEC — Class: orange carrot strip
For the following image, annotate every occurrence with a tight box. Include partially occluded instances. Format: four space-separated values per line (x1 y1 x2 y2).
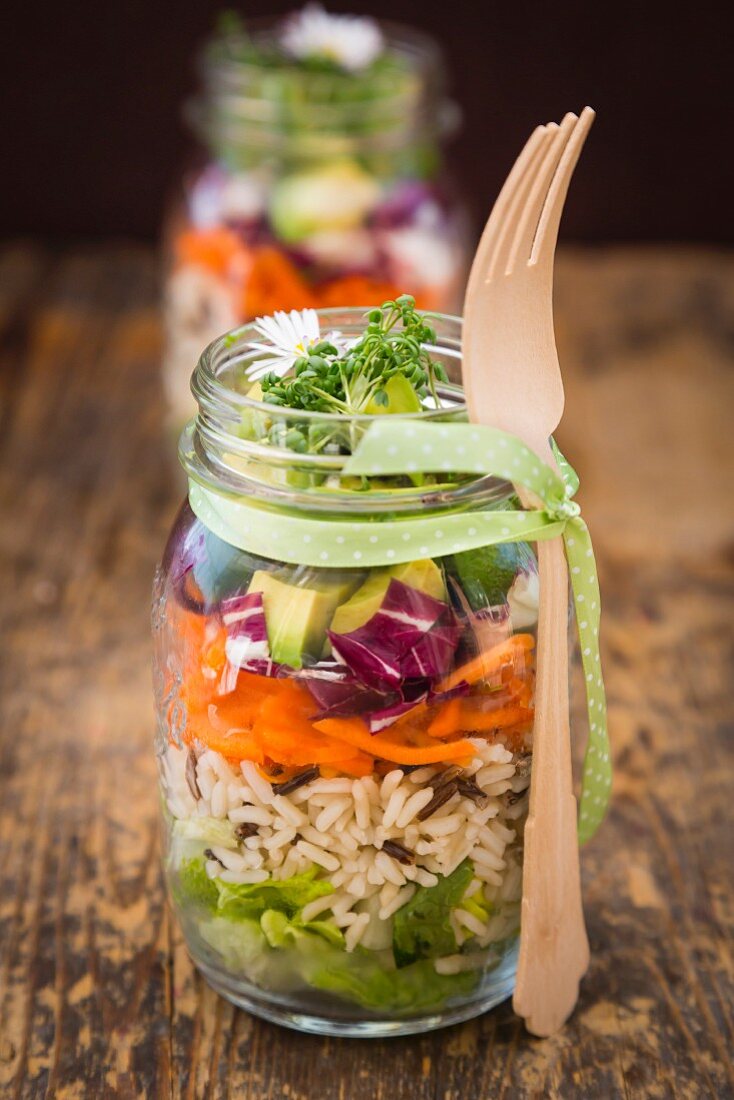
426 697 464 738
183 717 264 763
176 227 248 277
460 705 535 732
320 754 374 778
437 634 535 692
313 717 475 766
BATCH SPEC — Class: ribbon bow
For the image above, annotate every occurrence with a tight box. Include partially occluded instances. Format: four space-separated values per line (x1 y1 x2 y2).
188 420 610 842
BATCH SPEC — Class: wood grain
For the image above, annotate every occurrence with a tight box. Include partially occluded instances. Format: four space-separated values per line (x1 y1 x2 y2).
0 244 732 1098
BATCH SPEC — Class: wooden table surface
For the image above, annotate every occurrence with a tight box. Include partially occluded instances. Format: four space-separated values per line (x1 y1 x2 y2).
0 244 732 1099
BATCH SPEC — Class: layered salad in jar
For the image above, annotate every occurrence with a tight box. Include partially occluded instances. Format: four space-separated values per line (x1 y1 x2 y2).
156 300 538 1027
163 6 468 427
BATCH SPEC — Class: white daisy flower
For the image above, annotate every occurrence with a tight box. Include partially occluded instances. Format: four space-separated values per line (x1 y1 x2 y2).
246 308 331 380
280 4 384 73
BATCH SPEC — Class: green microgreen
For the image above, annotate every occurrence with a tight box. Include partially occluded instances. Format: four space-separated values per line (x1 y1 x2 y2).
259 296 448 418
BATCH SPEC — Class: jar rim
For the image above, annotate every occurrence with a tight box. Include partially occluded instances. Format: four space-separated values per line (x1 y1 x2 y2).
191 14 458 152
193 308 467 424
182 309 516 515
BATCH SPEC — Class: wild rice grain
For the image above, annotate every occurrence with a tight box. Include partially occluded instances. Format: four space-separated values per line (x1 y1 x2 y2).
416 782 458 821
273 767 319 796
382 839 416 865
185 751 200 800
456 778 490 808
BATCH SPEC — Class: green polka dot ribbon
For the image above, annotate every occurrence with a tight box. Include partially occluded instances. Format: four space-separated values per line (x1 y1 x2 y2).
189 420 610 843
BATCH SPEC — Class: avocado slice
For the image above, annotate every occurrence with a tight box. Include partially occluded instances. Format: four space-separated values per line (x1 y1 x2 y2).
248 568 362 668
364 374 422 415
269 160 380 245
329 559 446 637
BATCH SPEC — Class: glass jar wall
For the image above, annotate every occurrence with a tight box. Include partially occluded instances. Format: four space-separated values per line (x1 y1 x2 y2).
153 312 539 1036
162 11 470 429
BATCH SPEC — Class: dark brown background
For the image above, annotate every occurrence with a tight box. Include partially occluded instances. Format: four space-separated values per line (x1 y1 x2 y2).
2 0 733 243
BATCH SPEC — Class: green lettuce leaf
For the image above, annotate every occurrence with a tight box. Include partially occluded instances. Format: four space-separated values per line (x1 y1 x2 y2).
310 954 477 1012
176 858 220 911
392 859 474 968
175 858 333 921
176 859 482 1014
260 908 344 949
216 867 334 921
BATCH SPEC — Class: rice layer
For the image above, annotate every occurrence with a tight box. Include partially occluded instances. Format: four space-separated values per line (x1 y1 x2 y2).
162 736 529 957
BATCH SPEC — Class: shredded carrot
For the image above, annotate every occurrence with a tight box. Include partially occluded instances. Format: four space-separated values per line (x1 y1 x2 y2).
243 246 317 316
175 227 249 278
316 273 418 309
437 634 535 692
426 697 464 738
459 704 534 733
319 754 374 778
313 716 475 766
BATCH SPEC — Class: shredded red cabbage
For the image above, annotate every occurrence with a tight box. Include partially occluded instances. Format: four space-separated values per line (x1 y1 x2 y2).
221 592 271 670
328 579 460 692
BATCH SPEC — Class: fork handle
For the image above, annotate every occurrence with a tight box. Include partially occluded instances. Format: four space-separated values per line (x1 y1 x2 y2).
512 535 590 1036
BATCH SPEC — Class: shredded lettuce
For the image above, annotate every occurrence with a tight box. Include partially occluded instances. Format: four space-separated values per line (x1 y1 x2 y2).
216 867 334 921
173 816 238 848
176 858 220 910
176 858 334 920
196 906 477 1011
392 859 474 967
175 857 481 1014
260 909 344 949
310 954 477 1012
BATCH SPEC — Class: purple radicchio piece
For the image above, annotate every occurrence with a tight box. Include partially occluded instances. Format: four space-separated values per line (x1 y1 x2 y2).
327 579 450 691
221 592 271 670
296 661 390 718
401 611 462 680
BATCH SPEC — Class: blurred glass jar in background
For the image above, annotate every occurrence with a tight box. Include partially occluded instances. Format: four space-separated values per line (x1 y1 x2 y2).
162 7 471 428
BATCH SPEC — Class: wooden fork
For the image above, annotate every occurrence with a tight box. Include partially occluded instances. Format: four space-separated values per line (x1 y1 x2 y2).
462 108 595 1036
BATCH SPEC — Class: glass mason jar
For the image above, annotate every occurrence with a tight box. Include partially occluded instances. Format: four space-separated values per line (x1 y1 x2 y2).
153 312 540 1037
161 13 471 429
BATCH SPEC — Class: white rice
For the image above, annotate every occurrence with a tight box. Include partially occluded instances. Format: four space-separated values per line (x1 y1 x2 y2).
163 736 528 953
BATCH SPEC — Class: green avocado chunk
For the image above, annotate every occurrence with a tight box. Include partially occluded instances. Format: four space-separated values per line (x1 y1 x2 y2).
329 558 446 637
269 160 380 244
248 568 361 668
364 374 422 415
450 541 536 610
